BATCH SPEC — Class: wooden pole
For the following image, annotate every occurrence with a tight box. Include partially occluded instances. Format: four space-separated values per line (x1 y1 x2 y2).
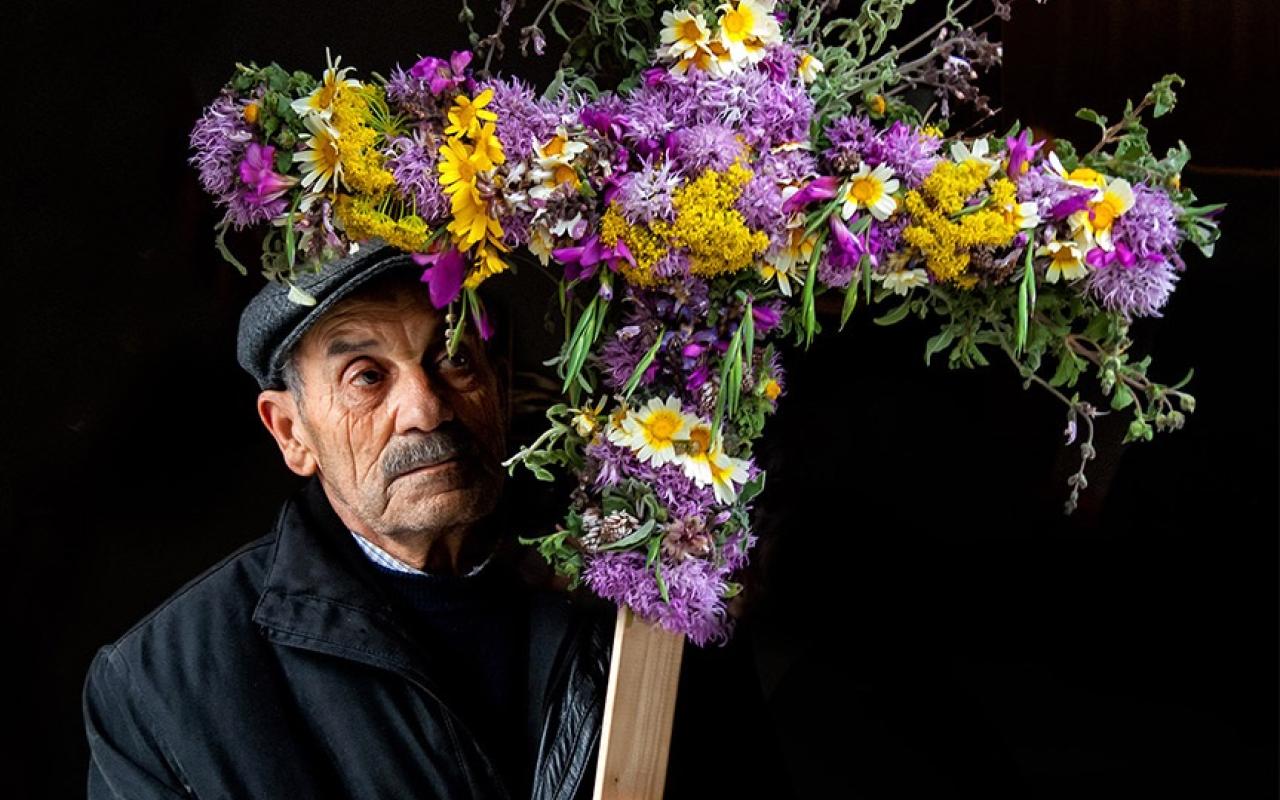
592 605 686 800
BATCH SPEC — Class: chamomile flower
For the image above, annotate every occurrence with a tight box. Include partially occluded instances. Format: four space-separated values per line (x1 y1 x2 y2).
1002 199 1041 230
1082 177 1135 250
660 9 712 61
797 51 824 83
705 442 751 504
291 49 361 119
672 38 739 76
609 396 689 468
877 266 931 296
841 163 899 221
761 226 816 296
1038 240 1088 283
716 0 781 66
530 128 588 199
295 115 343 193
949 137 1000 177
1047 151 1107 191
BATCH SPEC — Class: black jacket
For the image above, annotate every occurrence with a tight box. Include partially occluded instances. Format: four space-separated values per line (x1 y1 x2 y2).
82 477 616 800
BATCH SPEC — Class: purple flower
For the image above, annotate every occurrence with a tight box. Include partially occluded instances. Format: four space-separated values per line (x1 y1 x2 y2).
751 303 782 333
1086 255 1180 319
1085 242 1137 270
668 123 744 175
238 142 295 204
483 77 571 162
413 247 466 308
1049 191 1093 221
615 160 679 225
189 92 254 200
1005 128 1045 179
385 130 450 223
409 50 472 95
781 175 838 214
1112 183 1182 264
552 234 634 282
583 549 737 646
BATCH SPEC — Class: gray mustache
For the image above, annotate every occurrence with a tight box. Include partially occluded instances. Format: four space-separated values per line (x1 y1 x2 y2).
382 429 471 481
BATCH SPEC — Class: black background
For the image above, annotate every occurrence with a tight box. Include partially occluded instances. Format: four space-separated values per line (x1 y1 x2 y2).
6 1 1277 797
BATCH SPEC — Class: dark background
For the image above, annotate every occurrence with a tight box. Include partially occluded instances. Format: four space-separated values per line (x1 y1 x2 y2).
6 1 1277 797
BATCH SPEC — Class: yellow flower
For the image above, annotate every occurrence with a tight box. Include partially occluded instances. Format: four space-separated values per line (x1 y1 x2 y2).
445 88 497 139
470 121 506 171
332 87 396 196
1037 240 1087 284
334 196 431 253
437 137 483 195
463 236 510 290
1082 177 1135 250
867 94 887 116
761 378 781 401
243 102 259 124
447 184 494 246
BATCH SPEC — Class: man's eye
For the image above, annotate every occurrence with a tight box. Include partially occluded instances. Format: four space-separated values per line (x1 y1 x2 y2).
440 349 474 370
352 368 383 386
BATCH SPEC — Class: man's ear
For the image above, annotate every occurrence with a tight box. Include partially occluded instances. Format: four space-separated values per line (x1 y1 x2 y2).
257 390 318 477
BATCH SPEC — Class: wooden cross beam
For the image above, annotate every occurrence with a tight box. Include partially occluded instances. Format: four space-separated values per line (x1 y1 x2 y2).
592 605 686 800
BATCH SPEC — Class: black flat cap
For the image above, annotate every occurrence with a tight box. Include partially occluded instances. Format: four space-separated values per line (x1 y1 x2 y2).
236 238 421 390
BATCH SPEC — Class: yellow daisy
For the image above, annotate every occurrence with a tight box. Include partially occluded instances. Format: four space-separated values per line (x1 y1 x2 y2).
447 184 492 246
470 122 506 171
437 137 483 196
445 88 497 139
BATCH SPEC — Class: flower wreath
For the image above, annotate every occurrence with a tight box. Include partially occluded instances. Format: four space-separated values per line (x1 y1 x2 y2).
190 0 1223 646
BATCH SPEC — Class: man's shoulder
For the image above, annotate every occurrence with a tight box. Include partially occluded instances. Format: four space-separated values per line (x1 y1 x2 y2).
101 530 280 668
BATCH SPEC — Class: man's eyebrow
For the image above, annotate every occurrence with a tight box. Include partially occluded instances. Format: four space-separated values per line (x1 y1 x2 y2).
325 338 380 359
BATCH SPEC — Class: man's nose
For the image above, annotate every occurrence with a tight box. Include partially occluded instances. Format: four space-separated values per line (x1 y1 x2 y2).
391 363 454 434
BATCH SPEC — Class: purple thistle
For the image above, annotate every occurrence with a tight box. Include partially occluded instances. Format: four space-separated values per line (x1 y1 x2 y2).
1086 255 1181 319
1112 183 1183 264
189 91 254 201
584 436 720 520
615 160 679 225
385 130 450 223
483 77 571 162
667 123 745 175
583 548 738 646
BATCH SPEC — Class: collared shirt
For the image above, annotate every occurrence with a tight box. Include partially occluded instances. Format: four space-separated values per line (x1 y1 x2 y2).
349 530 495 577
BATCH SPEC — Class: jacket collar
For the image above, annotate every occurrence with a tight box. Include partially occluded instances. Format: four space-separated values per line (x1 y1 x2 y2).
251 476 613 800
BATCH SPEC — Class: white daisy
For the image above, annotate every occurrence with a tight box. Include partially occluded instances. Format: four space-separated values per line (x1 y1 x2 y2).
841 163 899 221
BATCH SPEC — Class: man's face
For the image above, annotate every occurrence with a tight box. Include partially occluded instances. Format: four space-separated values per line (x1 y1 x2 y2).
286 280 506 542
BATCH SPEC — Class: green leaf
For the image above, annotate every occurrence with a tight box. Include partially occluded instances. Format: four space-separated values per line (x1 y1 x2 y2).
598 518 656 551
873 301 911 326
286 282 316 306
622 326 666 401
738 472 766 505
214 220 249 276
924 327 956 366
1110 384 1135 411
839 254 866 332
1049 350 1082 388
1076 107 1108 130
1150 73 1185 117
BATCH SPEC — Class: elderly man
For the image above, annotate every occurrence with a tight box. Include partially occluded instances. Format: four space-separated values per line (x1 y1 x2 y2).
82 241 614 800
